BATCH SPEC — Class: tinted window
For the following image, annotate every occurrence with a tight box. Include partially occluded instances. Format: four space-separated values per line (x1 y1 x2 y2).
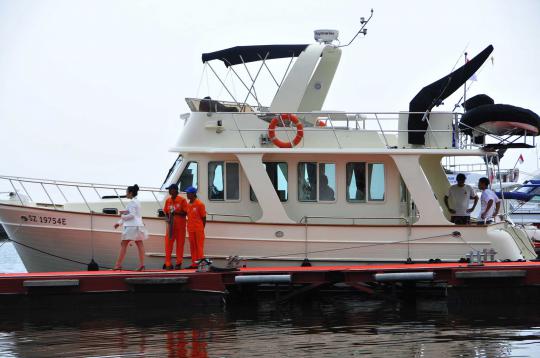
319 163 336 201
208 162 224 201
226 162 240 200
346 162 366 202
250 162 288 202
399 176 408 203
368 163 385 201
298 162 317 201
177 161 198 192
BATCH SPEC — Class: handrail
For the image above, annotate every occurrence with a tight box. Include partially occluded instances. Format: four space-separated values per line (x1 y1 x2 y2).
228 128 460 133
1 176 257 221
0 176 166 214
197 109 535 150
374 113 389 148
299 215 409 225
299 215 410 261
2 179 164 193
0 174 161 190
207 212 253 222
207 110 472 152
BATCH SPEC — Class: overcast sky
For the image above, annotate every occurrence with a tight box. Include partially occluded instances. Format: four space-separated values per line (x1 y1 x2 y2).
1 0 539 187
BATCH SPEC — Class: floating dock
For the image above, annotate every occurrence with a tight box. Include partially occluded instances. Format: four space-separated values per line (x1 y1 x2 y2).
2 261 540 307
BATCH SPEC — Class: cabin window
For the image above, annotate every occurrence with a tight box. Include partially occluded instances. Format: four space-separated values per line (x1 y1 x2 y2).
319 163 336 201
208 161 240 201
208 162 224 200
298 162 317 201
226 162 240 200
346 162 366 202
162 155 183 190
250 162 288 202
346 162 385 202
177 161 198 192
298 162 336 202
399 176 408 203
368 163 385 201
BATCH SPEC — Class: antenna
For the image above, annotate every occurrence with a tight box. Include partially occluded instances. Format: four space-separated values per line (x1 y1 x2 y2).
339 9 374 48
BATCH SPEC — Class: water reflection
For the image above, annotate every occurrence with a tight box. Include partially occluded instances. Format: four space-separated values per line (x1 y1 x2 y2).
165 330 208 358
1 296 540 357
0 301 219 358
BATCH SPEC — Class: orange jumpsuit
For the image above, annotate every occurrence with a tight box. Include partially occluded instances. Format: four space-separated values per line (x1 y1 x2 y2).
187 198 206 265
164 195 188 267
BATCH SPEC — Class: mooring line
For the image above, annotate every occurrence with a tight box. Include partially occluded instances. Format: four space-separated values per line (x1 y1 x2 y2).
249 232 462 261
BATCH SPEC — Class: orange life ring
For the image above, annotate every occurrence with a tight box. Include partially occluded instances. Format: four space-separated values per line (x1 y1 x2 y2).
268 114 304 148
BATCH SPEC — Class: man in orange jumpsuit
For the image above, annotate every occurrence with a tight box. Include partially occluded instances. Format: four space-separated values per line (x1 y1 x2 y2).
185 186 206 269
163 183 188 270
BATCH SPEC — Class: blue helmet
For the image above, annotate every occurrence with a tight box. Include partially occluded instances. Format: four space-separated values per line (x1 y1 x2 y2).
185 186 198 194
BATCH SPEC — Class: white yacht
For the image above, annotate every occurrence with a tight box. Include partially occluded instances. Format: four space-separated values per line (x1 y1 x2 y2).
0 28 538 272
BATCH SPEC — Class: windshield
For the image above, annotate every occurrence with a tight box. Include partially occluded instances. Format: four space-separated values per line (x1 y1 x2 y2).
161 155 183 190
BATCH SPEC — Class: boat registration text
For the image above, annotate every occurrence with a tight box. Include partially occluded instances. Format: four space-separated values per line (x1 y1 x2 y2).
23 215 67 225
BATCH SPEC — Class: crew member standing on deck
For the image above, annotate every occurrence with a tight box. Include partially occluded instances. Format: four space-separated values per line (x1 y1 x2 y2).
477 177 501 224
444 173 478 224
163 183 188 270
185 186 206 269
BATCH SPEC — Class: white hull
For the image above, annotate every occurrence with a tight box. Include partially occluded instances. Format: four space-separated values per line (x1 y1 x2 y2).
0 204 535 272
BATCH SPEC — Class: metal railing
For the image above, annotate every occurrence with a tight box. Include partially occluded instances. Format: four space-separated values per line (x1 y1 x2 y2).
207 212 253 222
299 215 409 226
0 175 166 214
299 215 410 260
202 110 468 150
0 175 256 221
196 108 537 151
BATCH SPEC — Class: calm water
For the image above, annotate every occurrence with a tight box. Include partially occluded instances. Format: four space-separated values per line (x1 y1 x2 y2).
1 242 540 357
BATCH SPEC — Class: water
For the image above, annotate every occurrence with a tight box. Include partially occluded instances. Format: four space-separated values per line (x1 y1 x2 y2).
0 241 27 273
1 242 540 357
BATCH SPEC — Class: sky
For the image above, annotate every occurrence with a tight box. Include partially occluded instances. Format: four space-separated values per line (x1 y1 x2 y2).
1 0 540 187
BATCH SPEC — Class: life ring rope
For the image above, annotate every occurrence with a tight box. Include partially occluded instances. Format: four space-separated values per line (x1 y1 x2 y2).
268 114 304 148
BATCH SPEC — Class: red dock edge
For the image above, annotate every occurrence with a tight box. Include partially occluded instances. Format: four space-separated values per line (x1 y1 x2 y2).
2 261 540 306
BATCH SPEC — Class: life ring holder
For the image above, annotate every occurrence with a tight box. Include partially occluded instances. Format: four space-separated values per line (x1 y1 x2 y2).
268 114 304 148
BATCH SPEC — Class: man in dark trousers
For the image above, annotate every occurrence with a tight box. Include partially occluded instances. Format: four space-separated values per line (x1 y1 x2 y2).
444 173 478 224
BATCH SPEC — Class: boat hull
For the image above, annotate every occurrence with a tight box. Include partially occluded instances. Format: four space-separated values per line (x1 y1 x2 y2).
0 203 535 272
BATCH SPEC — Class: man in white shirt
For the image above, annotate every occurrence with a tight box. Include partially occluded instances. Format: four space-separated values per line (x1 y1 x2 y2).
477 177 501 224
444 173 478 224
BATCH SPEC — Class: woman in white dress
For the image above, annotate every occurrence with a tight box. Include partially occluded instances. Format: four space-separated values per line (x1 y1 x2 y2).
113 184 147 270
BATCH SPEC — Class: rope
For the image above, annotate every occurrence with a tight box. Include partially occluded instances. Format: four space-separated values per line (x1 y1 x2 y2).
453 231 479 252
9 237 100 267
8 236 154 271
248 232 462 261
3 216 146 271
507 224 537 258
4 230 461 271
5 220 532 269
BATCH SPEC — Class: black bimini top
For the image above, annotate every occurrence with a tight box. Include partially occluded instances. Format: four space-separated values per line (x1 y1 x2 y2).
407 45 494 145
201 44 309 67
